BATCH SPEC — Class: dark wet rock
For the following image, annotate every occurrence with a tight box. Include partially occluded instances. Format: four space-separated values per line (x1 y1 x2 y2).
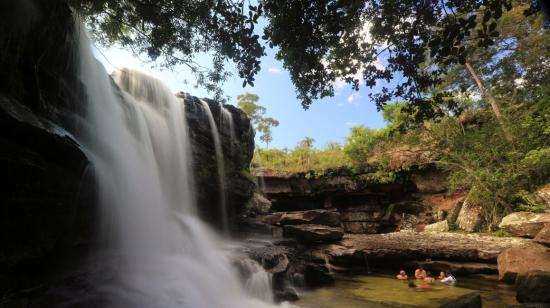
274 287 299 302
499 212 550 238
439 293 482 308
246 245 292 274
304 263 334 286
498 243 550 283
0 0 94 273
516 271 550 303
283 224 344 244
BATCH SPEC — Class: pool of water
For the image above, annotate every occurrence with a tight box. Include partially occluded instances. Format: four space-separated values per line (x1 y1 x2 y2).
297 274 517 308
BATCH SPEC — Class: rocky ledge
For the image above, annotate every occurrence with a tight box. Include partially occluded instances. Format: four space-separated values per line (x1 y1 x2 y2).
323 231 530 264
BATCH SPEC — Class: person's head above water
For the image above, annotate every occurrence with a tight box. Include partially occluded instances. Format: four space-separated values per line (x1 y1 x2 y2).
399 270 406 275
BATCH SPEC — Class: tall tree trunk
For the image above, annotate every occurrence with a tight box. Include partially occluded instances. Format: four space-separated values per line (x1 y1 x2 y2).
464 62 512 141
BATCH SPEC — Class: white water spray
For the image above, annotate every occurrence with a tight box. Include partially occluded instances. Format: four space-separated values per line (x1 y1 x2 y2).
198 99 229 233
76 24 275 308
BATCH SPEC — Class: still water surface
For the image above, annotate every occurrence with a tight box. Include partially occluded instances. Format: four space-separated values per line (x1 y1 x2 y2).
297 274 517 308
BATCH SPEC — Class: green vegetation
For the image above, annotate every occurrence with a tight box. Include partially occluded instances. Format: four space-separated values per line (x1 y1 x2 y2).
253 137 349 174
237 93 279 148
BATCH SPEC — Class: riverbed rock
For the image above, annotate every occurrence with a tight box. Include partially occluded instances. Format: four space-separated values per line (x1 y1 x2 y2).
424 220 450 232
283 224 344 244
456 201 483 232
516 271 550 303
497 243 550 283
534 225 550 247
499 212 550 238
279 210 341 227
439 293 482 308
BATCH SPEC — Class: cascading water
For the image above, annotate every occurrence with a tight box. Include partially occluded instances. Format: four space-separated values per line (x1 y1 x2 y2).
198 99 229 233
76 24 276 307
221 106 237 155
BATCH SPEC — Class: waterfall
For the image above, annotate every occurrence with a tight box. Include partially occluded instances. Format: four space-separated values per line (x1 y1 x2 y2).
76 24 275 308
237 258 274 302
221 106 237 155
198 100 229 233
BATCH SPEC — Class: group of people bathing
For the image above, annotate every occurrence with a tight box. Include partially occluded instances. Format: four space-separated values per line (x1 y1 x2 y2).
396 267 456 288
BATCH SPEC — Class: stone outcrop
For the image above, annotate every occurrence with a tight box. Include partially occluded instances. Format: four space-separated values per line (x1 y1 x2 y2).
283 224 344 244
535 224 550 247
497 243 550 283
499 212 550 238
516 271 550 303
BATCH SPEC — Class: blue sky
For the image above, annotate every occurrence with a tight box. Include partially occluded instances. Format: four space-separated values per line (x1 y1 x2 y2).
96 39 386 149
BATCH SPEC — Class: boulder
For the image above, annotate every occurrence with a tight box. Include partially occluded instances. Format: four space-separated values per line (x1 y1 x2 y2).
499 212 550 238
283 224 344 244
249 192 272 215
535 224 550 247
456 201 482 232
425 220 449 232
439 293 482 308
279 210 341 227
516 271 550 303
497 243 550 283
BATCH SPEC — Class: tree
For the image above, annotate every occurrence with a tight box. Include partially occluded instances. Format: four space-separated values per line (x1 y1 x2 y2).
71 0 265 101
237 93 279 148
262 0 543 134
294 137 316 171
257 117 279 148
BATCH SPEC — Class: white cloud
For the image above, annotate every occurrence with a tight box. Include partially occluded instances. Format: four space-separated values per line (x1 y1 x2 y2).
267 66 282 74
347 92 360 104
